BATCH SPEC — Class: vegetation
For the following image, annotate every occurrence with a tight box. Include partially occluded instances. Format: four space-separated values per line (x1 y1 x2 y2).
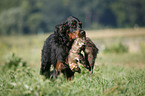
0 54 144 96
103 42 128 53
0 28 145 95
0 0 145 35
1 53 27 72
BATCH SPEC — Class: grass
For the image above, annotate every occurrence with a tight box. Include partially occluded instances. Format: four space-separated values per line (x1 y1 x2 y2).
0 62 144 96
0 27 145 96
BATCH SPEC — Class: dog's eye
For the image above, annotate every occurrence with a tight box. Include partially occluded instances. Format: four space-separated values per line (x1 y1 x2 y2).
73 22 76 25
71 22 76 27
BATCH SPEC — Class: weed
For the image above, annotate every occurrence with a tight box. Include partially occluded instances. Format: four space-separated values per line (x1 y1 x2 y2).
1 53 27 71
103 42 128 53
0 59 145 96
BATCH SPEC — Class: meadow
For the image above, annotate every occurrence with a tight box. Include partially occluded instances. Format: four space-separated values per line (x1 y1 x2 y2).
0 28 145 96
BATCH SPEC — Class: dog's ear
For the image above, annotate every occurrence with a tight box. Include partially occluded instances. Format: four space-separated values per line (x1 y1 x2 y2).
62 21 70 33
56 23 69 32
55 24 62 34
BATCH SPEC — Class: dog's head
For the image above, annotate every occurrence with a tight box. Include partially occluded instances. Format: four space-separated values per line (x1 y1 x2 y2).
54 16 86 44
63 16 86 40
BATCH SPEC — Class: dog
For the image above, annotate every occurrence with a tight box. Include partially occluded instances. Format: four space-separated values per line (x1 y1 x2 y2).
40 16 86 80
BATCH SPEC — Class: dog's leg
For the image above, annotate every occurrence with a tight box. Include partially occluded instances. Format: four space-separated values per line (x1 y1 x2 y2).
40 48 51 78
67 72 74 81
40 62 51 78
62 68 74 81
51 59 57 80
52 68 57 80
68 77 72 81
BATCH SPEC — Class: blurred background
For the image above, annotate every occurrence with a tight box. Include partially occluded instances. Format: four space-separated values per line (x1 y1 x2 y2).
0 0 145 35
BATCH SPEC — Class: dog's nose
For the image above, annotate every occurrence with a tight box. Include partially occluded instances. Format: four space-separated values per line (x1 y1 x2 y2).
80 30 86 36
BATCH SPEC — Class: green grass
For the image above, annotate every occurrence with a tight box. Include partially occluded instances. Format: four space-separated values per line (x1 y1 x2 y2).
98 53 145 68
0 63 144 96
0 28 145 96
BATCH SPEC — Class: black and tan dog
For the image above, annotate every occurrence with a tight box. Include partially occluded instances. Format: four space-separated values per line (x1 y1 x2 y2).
40 16 85 80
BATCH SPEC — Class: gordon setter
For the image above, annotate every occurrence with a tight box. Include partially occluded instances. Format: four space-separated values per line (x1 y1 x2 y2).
40 16 85 80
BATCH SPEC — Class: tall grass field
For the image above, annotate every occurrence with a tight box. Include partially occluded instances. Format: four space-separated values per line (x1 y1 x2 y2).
0 28 145 96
